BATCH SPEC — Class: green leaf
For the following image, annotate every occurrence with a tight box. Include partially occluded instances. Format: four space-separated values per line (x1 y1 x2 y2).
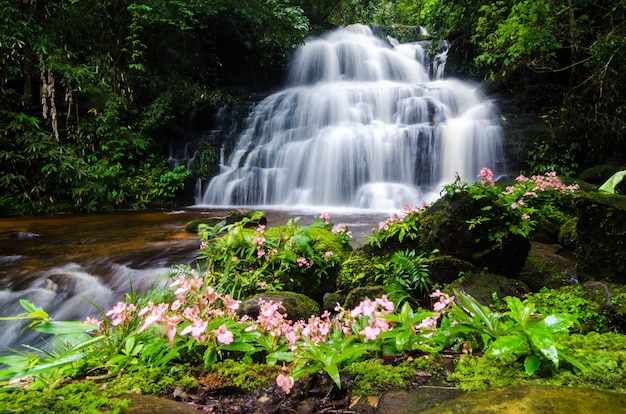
486 334 529 358
33 321 98 335
524 355 541 374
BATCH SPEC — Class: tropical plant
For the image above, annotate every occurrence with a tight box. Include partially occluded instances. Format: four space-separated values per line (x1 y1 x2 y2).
375 249 437 306
441 168 579 244
442 290 586 375
196 212 352 299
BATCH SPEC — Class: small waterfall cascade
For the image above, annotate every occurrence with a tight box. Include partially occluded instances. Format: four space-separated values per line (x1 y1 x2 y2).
199 24 504 210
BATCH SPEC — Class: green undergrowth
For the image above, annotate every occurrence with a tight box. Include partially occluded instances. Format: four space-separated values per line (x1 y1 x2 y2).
449 331 626 392
0 379 130 413
344 355 441 396
209 360 280 390
0 365 197 413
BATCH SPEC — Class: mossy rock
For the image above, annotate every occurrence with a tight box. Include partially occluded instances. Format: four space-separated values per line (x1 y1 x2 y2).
425 192 531 277
420 385 626 412
446 271 529 305
517 242 578 291
573 194 626 283
185 216 225 233
337 245 390 292
185 209 265 233
343 286 386 309
577 164 625 185
238 291 320 321
429 255 477 286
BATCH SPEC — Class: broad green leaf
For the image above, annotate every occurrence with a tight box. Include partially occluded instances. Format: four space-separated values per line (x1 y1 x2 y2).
537 314 573 333
524 355 541 374
324 361 341 387
530 333 559 367
33 321 98 335
486 334 529 358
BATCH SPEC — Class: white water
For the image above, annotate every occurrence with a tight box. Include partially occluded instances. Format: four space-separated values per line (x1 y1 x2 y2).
199 24 504 211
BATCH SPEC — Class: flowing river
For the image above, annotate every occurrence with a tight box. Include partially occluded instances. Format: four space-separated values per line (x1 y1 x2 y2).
0 208 385 353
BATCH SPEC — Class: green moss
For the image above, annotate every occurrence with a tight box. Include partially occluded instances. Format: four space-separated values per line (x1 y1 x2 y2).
344 358 436 396
447 354 530 391
577 165 625 185
110 365 198 396
209 360 280 390
448 332 626 392
558 217 578 243
309 226 353 259
519 254 572 291
337 247 390 292
0 380 130 413
525 286 611 332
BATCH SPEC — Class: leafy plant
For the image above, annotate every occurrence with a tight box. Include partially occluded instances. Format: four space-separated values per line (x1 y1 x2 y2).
368 204 429 248
196 212 352 300
443 290 586 375
441 168 579 244
0 300 104 390
375 249 437 306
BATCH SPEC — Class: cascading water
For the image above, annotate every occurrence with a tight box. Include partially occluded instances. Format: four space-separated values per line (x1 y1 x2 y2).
199 24 504 211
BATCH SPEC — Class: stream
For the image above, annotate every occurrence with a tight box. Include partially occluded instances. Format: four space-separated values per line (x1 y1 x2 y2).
0 207 385 354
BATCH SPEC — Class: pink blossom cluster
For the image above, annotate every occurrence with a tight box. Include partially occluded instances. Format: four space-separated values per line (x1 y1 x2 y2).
477 167 495 186
415 290 454 337
501 171 579 220
247 299 332 349
351 298 394 340
318 212 331 225
514 171 579 194
129 271 241 344
376 203 427 231
331 223 353 240
105 302 137 327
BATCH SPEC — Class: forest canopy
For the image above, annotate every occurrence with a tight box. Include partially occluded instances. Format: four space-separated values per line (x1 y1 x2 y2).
1 0 625 216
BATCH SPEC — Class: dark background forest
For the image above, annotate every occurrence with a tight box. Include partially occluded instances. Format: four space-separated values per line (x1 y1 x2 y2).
1 0 625 216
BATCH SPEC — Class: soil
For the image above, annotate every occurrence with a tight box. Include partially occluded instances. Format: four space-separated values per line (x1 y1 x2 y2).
128 367 453 413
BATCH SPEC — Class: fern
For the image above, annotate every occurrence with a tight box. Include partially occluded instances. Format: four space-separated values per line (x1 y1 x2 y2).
376 249 436 306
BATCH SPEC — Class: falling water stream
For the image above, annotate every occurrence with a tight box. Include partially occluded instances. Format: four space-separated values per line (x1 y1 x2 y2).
199 24 505 210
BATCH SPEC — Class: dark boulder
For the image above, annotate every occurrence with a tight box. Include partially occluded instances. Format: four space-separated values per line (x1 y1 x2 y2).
425 192 531 277
573 195 626 284
238 291 320 321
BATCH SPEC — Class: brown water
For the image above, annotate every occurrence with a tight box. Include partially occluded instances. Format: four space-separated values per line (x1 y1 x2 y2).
0 207 385 353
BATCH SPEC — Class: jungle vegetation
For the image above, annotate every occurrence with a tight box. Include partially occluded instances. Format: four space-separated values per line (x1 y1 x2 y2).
1 0 625 216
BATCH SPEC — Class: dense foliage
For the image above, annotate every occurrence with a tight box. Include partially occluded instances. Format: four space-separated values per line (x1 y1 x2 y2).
0 0 308 215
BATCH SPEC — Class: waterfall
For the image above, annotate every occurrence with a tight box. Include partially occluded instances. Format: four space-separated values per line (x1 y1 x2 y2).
198 24 504 211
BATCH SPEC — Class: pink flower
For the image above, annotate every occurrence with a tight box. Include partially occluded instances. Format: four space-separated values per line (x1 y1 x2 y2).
360 325 381 341
478 167 495 186
82 317 102 330
180 319 207 341
106 302 136 327
223 296 241 311
257 249 266 259
214 324 234 345
319 212 331 225
521 213 531 220
276 374 295 394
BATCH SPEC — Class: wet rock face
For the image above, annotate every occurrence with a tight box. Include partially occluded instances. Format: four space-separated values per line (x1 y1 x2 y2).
425 193 531 278
574 195 626 284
